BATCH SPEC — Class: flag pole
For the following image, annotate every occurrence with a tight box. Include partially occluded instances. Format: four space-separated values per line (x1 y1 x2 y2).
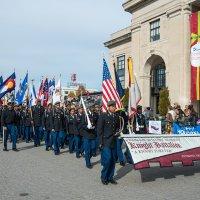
29 80 35 137
13 68 16 103
59 73 62 104
81 96 92 127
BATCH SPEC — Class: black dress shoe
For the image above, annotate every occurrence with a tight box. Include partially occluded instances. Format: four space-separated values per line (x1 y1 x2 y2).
86 165 93 169
101 180 108 185
76 155 81 159
120 161 126 166
12 148 19 152
45 147 49 151
3 148 8 151
109 180 118 185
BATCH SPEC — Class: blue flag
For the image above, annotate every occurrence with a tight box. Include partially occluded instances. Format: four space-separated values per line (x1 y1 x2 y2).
0 72 16 99
0 76 3 85
114 63 125 99
15 73 28 104
29 83 37 107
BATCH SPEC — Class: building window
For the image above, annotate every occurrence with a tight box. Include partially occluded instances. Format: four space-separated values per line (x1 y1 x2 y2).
151 63 166 89
150 19 160 42
116 55 125 88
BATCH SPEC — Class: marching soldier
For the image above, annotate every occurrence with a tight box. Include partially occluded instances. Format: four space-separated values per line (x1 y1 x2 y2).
115 109 127 166
24 108 32 143
52 102 65 155
67 108 79 154
97 100 120 185
20 105 26 140
81 108 97 169
1 102 19 151
32 99 45 147
43 103 54 151
14 104 20 142
93 104 101 156
76 106 84 158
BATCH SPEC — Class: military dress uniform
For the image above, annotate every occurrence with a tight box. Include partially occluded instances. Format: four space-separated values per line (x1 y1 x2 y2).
76 112 84 157
43 107 54 150
67 114 79 154
93 111 100 156
1 104 18 151
24 108 32 143
19 107 26 140
133 114 147 134
52 106 65 155
115 110 127 166
32 104 45 146
97 108 120 184
81 113 97 168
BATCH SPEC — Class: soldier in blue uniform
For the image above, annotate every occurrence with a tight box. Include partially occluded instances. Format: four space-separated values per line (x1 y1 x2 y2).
20 105 26 141
76 106 84 158
52 101 65 155
14 105 20 140
115 109 127 166
43 103 54 151
32 99 45 147
24 108 32 143
97 100 120 185
81 109 97 169
67 108 79 154
93 105 101 156
1 102 19 151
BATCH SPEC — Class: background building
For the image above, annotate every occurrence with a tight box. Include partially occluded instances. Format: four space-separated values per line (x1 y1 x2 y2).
61 74 98 101
105 0 200 113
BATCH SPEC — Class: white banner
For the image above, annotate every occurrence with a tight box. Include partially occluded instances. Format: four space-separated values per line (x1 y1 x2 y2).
149 121 161 134
123 134 200 165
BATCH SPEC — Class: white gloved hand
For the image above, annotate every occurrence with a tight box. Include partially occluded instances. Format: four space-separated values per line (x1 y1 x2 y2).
87 124 92 129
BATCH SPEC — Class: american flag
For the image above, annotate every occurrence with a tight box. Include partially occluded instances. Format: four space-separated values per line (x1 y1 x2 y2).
42 78 49 107
102 59 122 112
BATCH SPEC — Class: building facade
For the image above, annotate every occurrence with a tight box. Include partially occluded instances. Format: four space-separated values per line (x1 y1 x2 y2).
62 86 98 101
105 0 200 113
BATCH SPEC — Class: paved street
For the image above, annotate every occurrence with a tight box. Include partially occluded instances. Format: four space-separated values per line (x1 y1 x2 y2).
0 142 200 200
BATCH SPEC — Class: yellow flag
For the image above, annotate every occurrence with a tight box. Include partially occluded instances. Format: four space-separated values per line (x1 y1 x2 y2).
127 57 141 118
128 57 135 86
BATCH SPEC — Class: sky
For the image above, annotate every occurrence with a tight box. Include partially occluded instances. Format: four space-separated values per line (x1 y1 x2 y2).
0 0 131 91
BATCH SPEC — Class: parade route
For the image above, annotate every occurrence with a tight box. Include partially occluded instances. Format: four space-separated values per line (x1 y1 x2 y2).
0 142 200 200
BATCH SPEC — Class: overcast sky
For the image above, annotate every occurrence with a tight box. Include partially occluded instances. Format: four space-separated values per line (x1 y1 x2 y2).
0 0 130 90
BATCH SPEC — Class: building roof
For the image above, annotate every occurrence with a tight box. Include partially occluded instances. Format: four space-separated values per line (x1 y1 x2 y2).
104 26 131 49
123 0 154 13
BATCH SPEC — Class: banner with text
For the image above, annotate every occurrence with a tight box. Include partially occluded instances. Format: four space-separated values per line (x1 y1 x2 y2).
123 135 200 170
